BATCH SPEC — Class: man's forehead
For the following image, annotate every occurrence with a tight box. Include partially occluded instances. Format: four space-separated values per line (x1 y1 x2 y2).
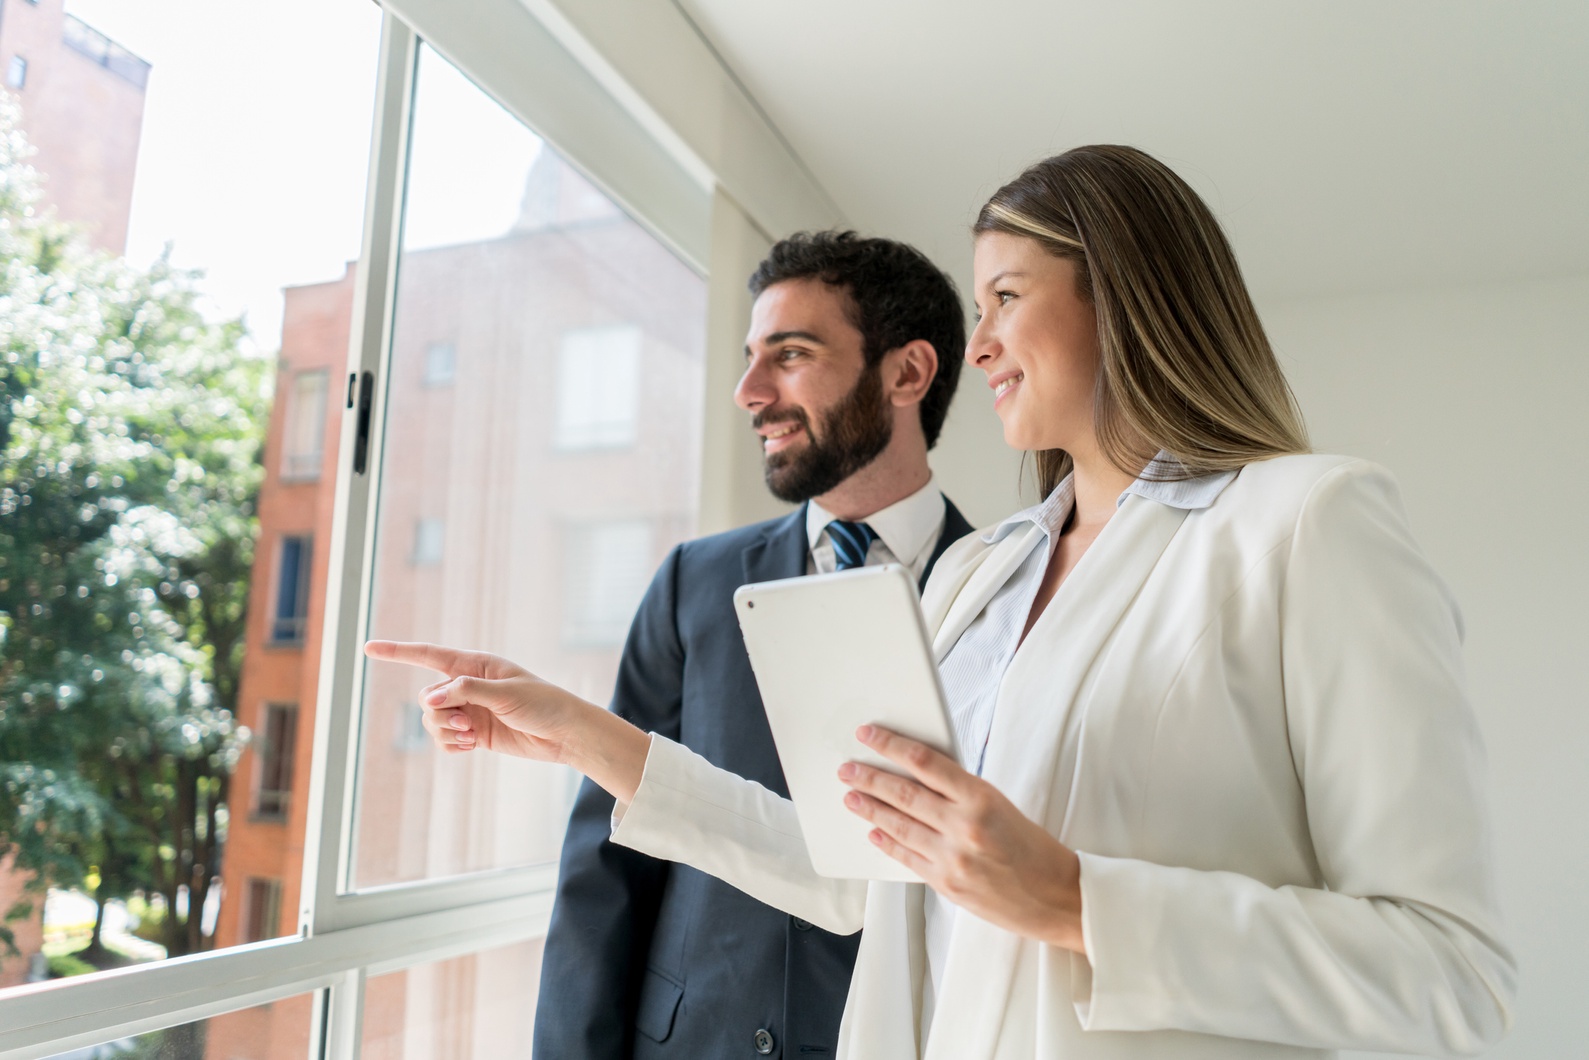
747 278 856 347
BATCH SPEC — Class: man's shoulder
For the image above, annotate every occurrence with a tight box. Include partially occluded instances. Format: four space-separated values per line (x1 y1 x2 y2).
674 508 803 565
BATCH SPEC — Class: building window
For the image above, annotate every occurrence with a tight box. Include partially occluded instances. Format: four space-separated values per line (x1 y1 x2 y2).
281 370 329 481
562 519 653 646
411 517 445 566
243 878 283 944
554 324 641 450
270 535 313 644
6 56 27 91
422 342 455 386
254 703 298 821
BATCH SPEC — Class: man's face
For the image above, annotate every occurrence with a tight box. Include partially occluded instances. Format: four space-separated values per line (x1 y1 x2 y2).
735 278 893 503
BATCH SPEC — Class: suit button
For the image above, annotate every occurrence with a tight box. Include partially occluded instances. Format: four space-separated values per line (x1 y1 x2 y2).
754 1028 775 1054
792 917 812 931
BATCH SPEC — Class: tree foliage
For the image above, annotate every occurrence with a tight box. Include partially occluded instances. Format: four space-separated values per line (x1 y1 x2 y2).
0 95 268 965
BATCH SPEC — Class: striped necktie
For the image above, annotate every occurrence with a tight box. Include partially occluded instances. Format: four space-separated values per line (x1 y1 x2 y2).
826 519 879 571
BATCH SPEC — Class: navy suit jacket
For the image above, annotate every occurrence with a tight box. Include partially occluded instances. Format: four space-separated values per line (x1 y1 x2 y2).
534 497 973 1059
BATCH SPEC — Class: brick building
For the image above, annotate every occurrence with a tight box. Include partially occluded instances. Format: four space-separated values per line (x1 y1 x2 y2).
0 0 148 255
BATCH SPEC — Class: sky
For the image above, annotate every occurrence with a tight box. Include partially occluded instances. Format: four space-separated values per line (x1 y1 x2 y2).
62 0 543 352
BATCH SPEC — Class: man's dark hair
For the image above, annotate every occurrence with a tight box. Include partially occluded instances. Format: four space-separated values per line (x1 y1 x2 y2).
748 231 964 448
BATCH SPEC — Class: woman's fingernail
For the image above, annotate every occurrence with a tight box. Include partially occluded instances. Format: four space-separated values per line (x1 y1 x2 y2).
427 690 446 705
844 792 862 809
450 716 470 730
857 725 875 741
838 763 857 780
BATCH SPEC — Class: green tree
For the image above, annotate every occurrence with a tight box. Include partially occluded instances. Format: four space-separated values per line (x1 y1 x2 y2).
0 95 266 968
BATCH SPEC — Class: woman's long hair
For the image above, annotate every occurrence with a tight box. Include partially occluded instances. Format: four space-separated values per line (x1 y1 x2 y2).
974 145 1309 494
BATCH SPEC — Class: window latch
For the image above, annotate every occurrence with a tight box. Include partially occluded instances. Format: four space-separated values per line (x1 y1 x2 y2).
351 370 375 475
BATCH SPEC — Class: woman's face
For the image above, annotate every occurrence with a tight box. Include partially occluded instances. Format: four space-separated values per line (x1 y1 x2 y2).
967 231 1101 454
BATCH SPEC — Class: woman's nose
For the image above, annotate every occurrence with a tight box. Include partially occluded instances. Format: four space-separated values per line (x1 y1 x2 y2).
965 316 997 366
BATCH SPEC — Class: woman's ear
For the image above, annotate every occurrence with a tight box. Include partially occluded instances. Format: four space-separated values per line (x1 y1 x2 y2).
884 339 939 407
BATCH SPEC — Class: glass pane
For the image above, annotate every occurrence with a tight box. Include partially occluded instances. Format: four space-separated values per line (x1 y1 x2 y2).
361 939 543 1059
0 0 380 991
41 990 314 1059
352 44 707 887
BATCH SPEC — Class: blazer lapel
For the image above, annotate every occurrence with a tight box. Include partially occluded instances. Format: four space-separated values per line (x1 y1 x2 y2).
838 881 929 1060
927 525 1045 664
922 497 1192 1060
741 503 809 586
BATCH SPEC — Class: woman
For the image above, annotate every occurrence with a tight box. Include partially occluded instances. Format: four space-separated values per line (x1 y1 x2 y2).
369 146 1514 1058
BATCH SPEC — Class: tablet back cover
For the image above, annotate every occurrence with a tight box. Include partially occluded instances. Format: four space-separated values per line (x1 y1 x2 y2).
734 565 956 881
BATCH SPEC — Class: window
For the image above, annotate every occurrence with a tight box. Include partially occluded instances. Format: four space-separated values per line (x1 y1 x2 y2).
554 324 642 450
562 519 655 647
411 517 445 566
423 341 455 385
243 879 283 944
352 43 705 889
281 370 329 480
253 704 299 821
0 0 715 1051
361 938 544 1056
0 0 379 1018
270 535 313 644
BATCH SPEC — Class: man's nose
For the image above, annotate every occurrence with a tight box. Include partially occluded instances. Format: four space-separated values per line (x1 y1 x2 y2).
734 358 774 411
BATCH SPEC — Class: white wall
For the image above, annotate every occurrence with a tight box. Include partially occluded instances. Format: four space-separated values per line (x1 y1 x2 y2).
697 190 787 535
1260 275 1589 1059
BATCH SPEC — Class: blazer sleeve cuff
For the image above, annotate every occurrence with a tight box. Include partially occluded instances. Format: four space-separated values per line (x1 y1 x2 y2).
1069 850 1174 1032
610 734 867 934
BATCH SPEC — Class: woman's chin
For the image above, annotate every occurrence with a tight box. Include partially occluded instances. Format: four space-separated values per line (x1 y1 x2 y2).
998 418 1045 452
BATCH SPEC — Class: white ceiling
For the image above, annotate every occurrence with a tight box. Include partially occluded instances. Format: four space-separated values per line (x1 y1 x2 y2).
676 0 1589 301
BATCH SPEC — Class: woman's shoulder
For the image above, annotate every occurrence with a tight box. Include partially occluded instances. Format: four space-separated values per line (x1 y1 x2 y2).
1223 453 1402 520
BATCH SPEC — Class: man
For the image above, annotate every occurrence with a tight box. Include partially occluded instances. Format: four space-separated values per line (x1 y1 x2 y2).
534 231 972 1059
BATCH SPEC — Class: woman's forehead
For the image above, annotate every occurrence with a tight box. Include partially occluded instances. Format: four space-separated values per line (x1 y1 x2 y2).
973 232 1069 284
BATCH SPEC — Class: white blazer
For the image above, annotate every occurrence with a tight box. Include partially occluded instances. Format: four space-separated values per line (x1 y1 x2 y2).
612 454 1516 1059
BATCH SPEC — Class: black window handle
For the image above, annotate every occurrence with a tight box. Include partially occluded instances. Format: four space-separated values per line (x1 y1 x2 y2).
351 370 375 475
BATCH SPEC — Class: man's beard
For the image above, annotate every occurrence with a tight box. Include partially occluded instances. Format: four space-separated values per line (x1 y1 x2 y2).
756 362 893 503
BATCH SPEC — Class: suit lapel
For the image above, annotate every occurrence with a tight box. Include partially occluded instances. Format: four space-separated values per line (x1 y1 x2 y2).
741 503 809 586
919 497 974 589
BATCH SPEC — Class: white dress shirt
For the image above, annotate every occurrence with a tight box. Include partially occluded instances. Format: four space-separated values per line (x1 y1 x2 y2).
806 475 947 581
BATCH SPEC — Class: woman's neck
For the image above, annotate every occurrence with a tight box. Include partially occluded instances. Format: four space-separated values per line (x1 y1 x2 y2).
1067 448 1140 533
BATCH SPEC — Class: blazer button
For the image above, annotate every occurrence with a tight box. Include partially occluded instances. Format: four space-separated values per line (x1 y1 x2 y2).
754 1028 775 1054
792 917 812 931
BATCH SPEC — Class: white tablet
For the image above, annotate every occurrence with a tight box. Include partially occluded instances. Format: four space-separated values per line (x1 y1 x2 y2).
733 564 957 882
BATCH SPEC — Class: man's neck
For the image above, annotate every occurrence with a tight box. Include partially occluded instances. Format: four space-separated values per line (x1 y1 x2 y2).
812 431 933 522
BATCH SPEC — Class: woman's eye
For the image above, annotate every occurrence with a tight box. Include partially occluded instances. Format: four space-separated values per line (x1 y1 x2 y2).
997 290 1015 305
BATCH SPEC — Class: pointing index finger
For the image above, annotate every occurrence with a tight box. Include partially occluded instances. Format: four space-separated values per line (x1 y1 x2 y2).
364 640 476 677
